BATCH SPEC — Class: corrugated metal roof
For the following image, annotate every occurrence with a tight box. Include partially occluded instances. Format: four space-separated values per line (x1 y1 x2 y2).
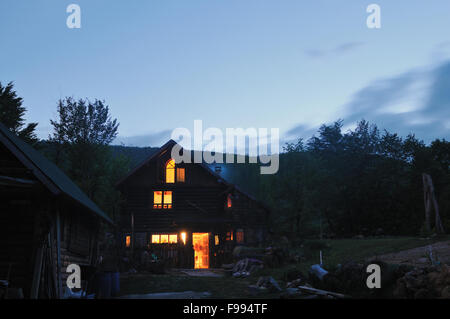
0 122 113 224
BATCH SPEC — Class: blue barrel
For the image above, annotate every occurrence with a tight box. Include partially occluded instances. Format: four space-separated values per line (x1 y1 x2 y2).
110 272 120 297
97 272 112 299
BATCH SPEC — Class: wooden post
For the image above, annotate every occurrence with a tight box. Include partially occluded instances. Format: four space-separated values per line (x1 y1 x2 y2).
131 211 135 256
30 245 44 299
56 209 63 298
422 173 444 234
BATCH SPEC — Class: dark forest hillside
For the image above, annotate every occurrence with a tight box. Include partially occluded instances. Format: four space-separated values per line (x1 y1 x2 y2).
104 120 450 239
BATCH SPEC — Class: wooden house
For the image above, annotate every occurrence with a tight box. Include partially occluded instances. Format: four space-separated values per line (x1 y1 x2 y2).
116 140 269 269
0 123 113 298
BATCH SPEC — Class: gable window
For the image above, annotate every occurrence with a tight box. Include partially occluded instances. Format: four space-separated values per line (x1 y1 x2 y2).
176 167 185 182
153 191 172 209
166 159 175 183
227 194 232 208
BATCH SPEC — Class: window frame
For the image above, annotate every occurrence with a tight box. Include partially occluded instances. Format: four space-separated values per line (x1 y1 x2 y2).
153 190 173 209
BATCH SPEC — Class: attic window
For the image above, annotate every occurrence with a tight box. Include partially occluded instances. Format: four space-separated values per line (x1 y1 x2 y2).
176 168 185 182
166 159 175 183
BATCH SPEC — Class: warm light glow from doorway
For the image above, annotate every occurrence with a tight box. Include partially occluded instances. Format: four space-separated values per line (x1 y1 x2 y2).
193 233 209 269
180 232 187 245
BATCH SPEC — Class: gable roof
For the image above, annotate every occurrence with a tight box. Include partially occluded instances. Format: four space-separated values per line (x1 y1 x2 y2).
116 139 268 210
0 122 113 224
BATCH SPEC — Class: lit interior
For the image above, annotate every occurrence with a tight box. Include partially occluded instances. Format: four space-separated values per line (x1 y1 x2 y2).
215 235 219 246
180 232 187 245
169 234 177 244
163 191 172 209
125 235 131 247
152 234 160 244
176 167 185 182
151 234 178 244
193 233 209 269
166 159 175 183
153 191 162 209
160 234 169 243
227 194 232 208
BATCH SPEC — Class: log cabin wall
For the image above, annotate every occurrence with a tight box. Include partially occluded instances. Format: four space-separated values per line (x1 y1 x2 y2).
117 141 270 268
0 124 109 298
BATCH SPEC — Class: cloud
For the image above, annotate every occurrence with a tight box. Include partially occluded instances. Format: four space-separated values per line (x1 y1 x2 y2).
305 42 365 58
343 61 450 142
114 129 172 147
286 60 450 143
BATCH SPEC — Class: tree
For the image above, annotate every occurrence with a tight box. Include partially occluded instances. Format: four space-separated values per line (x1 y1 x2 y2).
49 97 120 217
0 81 38 143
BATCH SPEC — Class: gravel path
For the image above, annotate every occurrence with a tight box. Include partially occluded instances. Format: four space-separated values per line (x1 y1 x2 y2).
369 240 450 267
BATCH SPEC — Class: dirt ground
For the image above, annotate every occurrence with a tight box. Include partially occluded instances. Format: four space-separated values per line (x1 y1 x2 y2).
369 240 450 267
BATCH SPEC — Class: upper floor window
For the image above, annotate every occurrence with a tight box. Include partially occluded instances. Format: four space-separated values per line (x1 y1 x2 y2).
166 159 186 183
153 191 172 209
166 159 175 183
176 167 185 182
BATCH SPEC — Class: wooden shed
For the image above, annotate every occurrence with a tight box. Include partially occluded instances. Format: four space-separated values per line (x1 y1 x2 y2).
0 123 113 298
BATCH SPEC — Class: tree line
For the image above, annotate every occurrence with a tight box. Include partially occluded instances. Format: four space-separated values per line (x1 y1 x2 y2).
1 81 449 238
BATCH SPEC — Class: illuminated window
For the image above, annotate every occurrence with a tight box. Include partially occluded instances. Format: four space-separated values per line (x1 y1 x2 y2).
160 234 169 244
125 235 131 248
153 191 173 209
166 159 175 183
226 231 233 241
153 191 162 209
151 234 178 244
180 232 187 245
169 234 178 244
227 194 232 208
152 234 160 244
176 168 185 182
215 235 219 246
236 229 244 243
163 191 172 209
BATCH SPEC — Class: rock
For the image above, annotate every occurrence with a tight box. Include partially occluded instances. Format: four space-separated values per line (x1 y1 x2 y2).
247 285 267 296
414 288 431 299
255 276 282 292
285 287 300 295
267 277 282 292
417 258 429 264
287 278 303 288
440 286 450 299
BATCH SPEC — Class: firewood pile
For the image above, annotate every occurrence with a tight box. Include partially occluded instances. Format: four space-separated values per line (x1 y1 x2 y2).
223 258 264 278
394 264 450 298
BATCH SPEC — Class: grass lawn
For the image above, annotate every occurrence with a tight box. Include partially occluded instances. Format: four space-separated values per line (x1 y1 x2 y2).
120 235 450 298
119 273 279 298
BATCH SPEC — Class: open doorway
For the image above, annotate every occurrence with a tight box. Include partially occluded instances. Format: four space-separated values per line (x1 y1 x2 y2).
192 233 209 269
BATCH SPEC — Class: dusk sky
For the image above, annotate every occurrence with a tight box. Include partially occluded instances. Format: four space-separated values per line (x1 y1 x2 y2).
1 1 450 148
